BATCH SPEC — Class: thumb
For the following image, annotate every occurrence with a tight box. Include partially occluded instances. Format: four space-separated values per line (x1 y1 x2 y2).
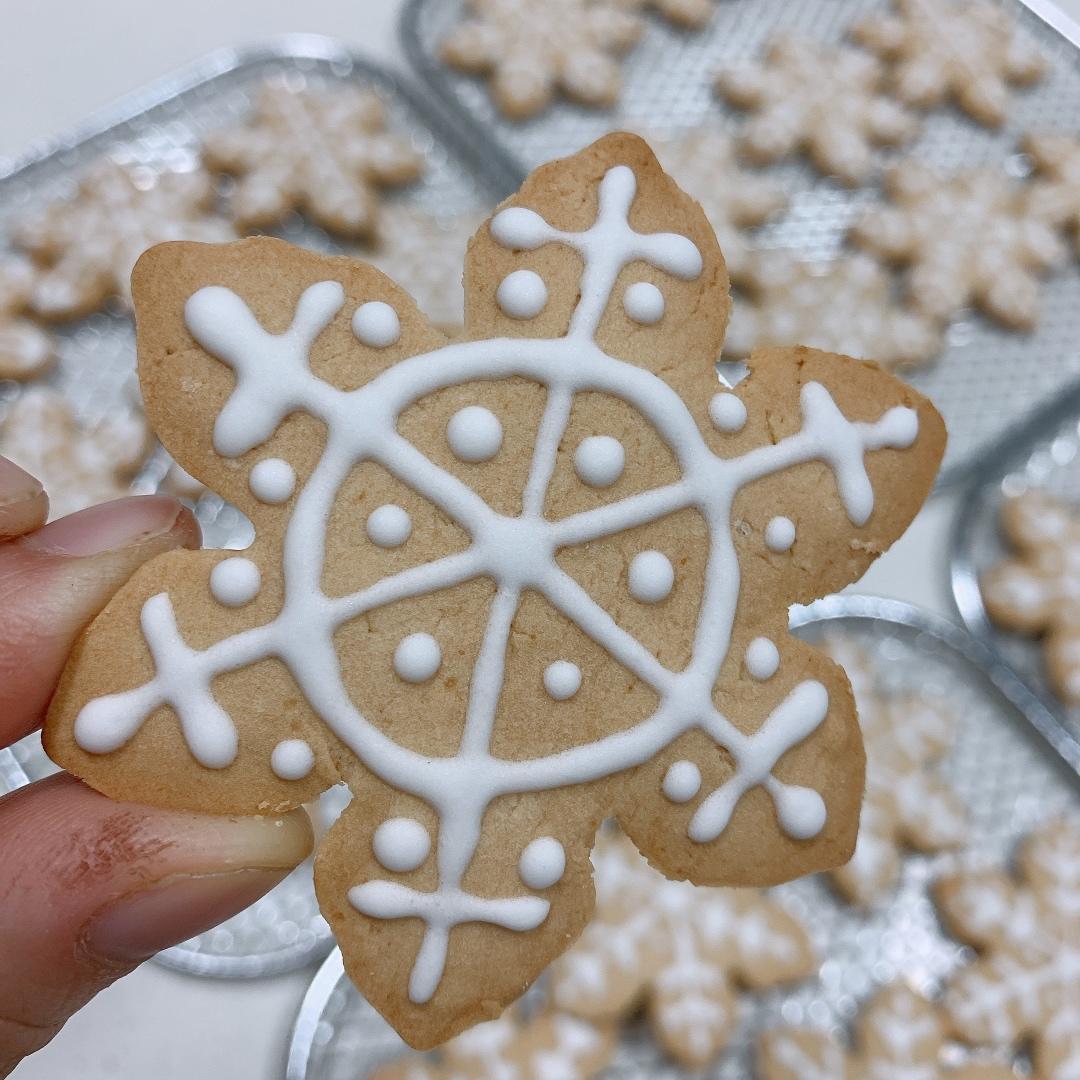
0 773 313 1074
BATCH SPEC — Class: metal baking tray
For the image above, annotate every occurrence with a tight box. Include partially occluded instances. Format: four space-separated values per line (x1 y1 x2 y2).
0 35 516 979
951 380 1080 759
402 0 1080 489
285 596 1080 1080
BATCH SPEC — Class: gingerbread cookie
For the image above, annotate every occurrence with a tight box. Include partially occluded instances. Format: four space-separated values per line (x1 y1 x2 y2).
649 129 787 287
981 491 1080 707
823 637 966 906
851 160 1066 329
44 133 944 1050
202 81 423 238
14 160 234 320
371 1010 614 1080
1025 133 1080 257
0 255 53 380
439 0 643 120
550 830 815 1069
851 0 1046 129
935 817 1080 1079
758 982 1015 1080
0 388 149 519
715 33 919 185
725 252 942 369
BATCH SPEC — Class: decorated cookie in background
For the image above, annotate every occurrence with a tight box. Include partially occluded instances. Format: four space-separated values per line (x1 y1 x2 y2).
649 129 788 287
1025 133 1080 257
203 81 424 239
715 33 919 186
439 0 643 120
822 636 966 906
43 133 945 1050
367 206 484 333
851 160 1066 330
935 817 1080 1079
758 982 1016 1080
981 491 1080 707
0 255 54 380
0 387 149 520
725 252 942 370
851 0 1046 129
13 160 234 321
371 1010 614 1080
627 0 715 29
549 830 816 1070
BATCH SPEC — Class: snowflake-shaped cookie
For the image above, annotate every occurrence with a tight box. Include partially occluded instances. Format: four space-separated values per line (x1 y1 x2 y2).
851 160 1066 329
0 255 53 380
627 0 715 30
935 817 1080 1079
758 982 1015 1080
649 129 787 287
725 252 942 369
981 492 1080 707
14 160 234 321
550 830 816 1069
715 34 919 185
851 0 1047 128
1025 133 1080 257
203 82 424 238
0 387 149 520
372 1010 614 1080
822 637 966 905
439 0 643 120
44 134 944 1049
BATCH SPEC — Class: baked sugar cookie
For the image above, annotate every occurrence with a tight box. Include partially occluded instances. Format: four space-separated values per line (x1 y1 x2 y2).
45 133 944 1049
0 255 53 380
1025 133 1080 257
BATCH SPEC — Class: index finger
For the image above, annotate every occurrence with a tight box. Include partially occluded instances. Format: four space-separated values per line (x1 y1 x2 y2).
0 455 48 540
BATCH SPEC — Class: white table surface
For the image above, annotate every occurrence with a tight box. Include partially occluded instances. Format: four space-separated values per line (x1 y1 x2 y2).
4 1 1079 1076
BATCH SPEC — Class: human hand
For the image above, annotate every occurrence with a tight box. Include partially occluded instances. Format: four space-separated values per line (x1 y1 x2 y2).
0 455 312 1075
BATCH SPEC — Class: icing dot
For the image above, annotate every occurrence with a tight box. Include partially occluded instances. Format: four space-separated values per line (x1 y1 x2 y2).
490 206 550 249
210 558 261 607
773 784 827 840
518 836 565 890
249 458 295 504
352 301 401 348
708 392 747 433
628 550 675 604
746 637 780 680
765 516 796 552
373 817 431 873
543 660 582 701
271 739 314 780
497 269 547 319
574 435 625 488
623 281 665 324
663 760 702 803
447 405 503 463
367 504 412 548
394 633 442 683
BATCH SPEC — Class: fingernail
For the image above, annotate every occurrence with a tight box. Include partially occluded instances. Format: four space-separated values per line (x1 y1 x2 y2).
85 868 289 963
23 496 193 557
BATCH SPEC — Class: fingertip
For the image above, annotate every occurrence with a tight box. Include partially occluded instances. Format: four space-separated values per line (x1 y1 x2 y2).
0 456 48 540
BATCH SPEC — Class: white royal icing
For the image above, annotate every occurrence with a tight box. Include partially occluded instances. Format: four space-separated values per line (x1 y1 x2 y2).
573 435 625 488
765 515 796 552
623 281 665 324
708 392 747 434
518 836 566 890
352 300 401 348
210 558 261 608
394 633 442 684
374 817 431 873
663 760 702 803
543 660 582 701
73 162 920 1005
271 738 315 780
497 269 548 319
249 457 296 504
628 549 675 604
745 637 780 680
367 504 412 548
447 405 503 463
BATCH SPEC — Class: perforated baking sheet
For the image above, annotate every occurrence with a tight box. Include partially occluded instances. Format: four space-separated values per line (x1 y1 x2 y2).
402 0 1080 488
0 34 514 979
285 596 1080 1080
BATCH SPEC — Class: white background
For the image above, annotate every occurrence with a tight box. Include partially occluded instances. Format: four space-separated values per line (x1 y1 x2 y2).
4 1 1079 1077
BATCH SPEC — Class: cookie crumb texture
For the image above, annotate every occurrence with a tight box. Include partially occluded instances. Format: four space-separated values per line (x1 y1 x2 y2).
44 133 944 1049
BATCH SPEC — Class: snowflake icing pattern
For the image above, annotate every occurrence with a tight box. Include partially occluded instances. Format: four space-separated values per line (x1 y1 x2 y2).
45 135 942 1048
